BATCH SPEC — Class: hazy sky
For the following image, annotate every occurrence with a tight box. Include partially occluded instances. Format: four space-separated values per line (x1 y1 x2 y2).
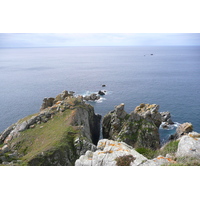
0 33 200 47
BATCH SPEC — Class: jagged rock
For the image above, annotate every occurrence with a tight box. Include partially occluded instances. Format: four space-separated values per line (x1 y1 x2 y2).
54 90 74 102
160 112 174 128
102 103 161 150
176 132 200 158
83 93 100 101
40 97 55 110
171 122 193 140
102 85 106 87
0 124 15 144
75 139 148 166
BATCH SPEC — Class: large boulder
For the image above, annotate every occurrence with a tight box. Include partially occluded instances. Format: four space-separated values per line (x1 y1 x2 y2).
176 132 200 158
75 139 148 166
102 103 162 150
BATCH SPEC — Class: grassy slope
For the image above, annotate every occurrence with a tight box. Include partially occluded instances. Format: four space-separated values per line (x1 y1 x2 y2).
11 109 79 165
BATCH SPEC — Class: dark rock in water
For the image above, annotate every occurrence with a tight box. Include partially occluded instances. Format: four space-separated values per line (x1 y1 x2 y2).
83 93 100 101
151 54 153 55
102 85 106 87
98 90 105 95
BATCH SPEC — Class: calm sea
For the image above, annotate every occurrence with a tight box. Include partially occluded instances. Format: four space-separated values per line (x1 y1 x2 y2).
0 46 200 143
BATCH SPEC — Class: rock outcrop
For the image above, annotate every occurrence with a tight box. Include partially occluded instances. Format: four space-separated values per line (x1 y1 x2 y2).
0 91 101 166
160 111 174 128
75 139 176 166
170 122 193 140
102 103 162 150
83 93 100 101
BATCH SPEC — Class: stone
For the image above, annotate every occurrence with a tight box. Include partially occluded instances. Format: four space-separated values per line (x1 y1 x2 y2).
2 145 9 153
98 90 105 95
83 93 100 101
172 122 193 139
176 132 200 158
102 103 161 150
160 111 174 125
0 124 15 143
75 139 148 166
40 97 55 110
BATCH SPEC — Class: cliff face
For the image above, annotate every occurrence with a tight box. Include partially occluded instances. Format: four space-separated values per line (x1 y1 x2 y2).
0 91 101 166
102 103 162 150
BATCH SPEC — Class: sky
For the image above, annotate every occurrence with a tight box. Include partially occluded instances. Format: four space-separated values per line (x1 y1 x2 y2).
0 33 200 48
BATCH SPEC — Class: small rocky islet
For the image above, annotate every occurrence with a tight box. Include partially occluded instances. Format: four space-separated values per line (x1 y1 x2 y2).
0 90 200 166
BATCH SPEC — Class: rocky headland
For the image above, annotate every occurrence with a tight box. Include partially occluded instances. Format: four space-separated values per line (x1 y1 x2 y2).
1 90 200 166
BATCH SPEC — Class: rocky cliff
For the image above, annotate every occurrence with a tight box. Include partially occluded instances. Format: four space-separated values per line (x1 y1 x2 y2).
102 103 162 150
0 91 101 166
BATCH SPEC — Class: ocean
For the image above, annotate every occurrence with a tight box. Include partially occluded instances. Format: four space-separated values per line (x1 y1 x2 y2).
0 46 200 144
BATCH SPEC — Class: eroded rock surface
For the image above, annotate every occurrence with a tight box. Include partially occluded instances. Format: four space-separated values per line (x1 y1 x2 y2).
102 103 162 150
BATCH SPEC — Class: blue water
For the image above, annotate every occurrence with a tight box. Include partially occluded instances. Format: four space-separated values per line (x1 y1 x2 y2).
0 46 200 143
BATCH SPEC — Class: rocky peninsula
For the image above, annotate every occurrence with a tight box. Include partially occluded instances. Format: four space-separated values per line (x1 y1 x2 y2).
1 90 200 166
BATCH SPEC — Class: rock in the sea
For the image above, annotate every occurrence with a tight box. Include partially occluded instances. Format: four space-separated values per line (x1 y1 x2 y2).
171 122 193 140
83 93 100 101
160 112 174 127
102 103 162 150
98 90 105 95
176 132 200 158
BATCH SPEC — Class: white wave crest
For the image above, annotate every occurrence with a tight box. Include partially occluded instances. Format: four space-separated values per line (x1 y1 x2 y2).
159 122 181 130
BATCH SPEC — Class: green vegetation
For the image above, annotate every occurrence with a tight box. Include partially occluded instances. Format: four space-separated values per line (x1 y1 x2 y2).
136 140 179 159
115 155 135 166
10 109 80 165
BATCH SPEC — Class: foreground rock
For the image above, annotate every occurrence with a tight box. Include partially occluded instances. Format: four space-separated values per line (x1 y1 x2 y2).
75 139 176 166
0 91 101 166
176 132 200 158
102 103 162 150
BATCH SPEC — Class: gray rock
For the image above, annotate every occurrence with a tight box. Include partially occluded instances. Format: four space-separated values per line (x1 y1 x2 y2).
0 124 15 143
83 93 100 101
2 145 9 153
176 132 200 158
102 103 161 150
172 122 193 140
75 139 148 166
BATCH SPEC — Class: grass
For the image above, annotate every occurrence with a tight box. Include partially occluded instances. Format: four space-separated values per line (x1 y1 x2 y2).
135 140 179 159
10 109 79 164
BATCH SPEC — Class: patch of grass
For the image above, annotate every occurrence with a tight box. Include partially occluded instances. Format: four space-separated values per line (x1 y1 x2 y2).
135 147 157 159
11 109 79 164
115 155 135 166
160 140 179 156
136 140 180 159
